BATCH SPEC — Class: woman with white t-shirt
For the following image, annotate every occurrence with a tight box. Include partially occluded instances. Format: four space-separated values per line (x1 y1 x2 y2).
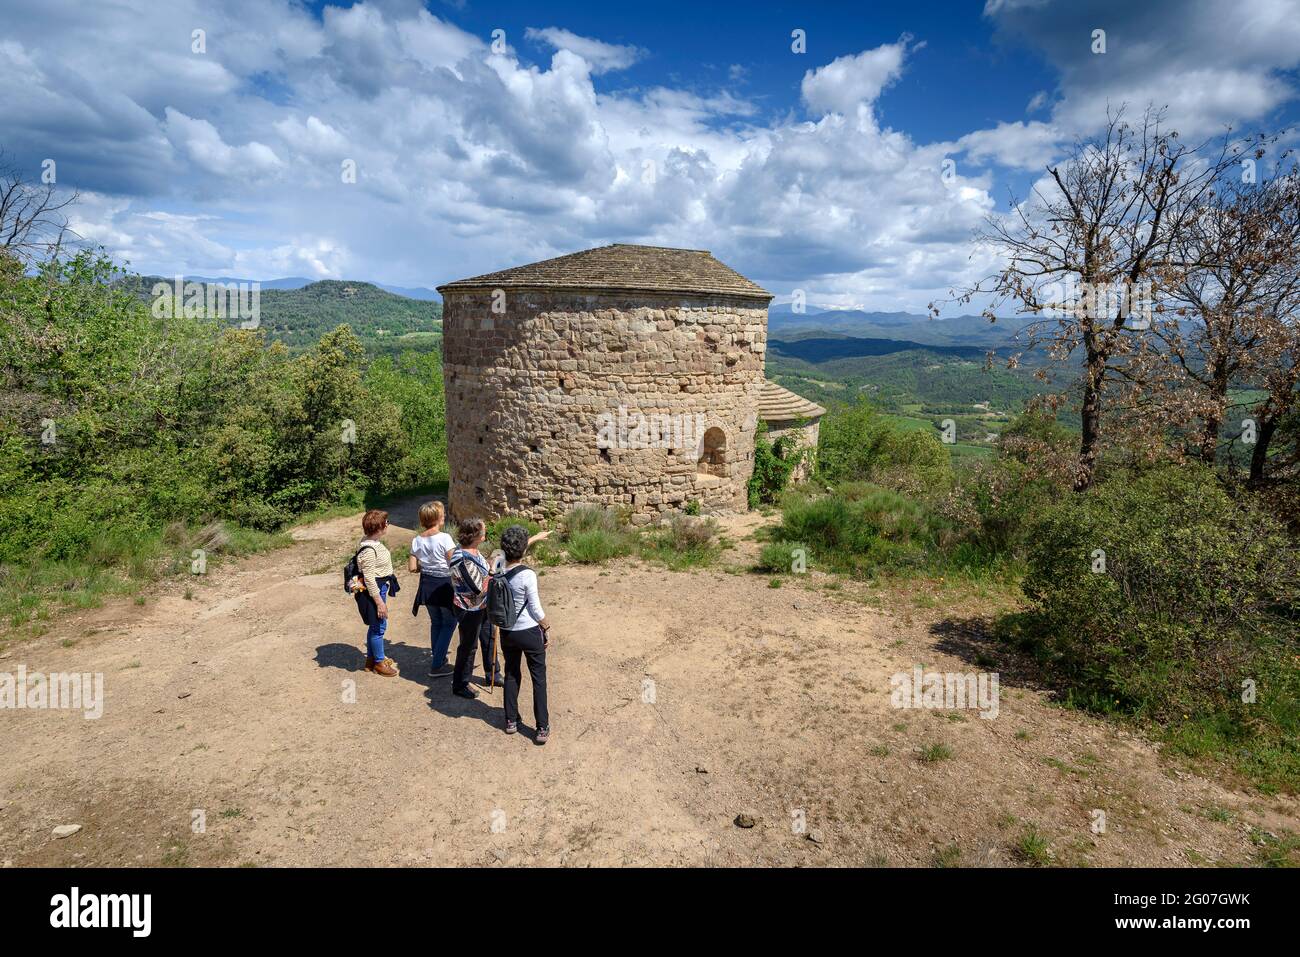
408 501 458 677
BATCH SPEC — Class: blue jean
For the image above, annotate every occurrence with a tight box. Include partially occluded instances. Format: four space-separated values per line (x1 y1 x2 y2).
366 581 390 661
429 603 458 668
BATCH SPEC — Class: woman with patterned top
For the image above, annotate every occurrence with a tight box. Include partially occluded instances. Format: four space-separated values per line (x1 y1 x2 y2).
447 517 498 698
449 520 552 699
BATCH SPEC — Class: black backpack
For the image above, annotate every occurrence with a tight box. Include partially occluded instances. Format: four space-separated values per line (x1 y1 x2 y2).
487 564 528 629
343 545 376 594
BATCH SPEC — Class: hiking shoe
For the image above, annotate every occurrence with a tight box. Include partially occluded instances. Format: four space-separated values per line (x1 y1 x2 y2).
535 727 550 745
504 720 517 735
428 663 454 678
372 658 398 677
453 685 477 699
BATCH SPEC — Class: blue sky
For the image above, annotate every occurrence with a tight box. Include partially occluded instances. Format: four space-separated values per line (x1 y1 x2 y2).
426 0 1058 139
2 0 1299 313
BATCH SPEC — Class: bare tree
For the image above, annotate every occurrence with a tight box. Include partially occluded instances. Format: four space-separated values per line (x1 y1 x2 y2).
1246 261 1300 484
1156 166 1300 465
960 107 1241 490
0 151 79 262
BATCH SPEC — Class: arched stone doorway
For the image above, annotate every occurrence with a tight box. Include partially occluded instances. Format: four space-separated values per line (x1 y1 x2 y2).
698 426 728 478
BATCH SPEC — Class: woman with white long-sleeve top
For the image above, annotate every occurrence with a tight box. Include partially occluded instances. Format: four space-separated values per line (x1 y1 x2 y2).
496 525 552 743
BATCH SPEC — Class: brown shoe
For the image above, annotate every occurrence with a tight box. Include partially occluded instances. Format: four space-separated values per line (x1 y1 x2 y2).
364 656 376 672
372 658 398 677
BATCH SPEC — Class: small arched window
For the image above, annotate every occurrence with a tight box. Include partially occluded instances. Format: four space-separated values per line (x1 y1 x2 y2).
698 426 727 477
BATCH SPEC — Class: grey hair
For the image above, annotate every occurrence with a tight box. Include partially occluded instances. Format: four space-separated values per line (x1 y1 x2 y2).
500 524 531 562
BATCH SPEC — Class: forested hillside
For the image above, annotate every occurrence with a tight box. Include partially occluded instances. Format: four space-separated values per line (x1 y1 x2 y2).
767 337 1071 457
120 275 443 351
3 253 447 632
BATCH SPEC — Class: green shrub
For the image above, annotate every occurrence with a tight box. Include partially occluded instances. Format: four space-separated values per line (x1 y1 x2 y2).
918 742 954 763
941 455 1069 562
558 506 635 564
0 251 445 632
747 422 799 508
815 399 952 493
565 530 631 564
773 483 948 575
640 514 721 569
482 514 559 566
488 514 541 541
1003 464 1300 791
1013 826 1054 866
561 505 628 537
756 540 805 574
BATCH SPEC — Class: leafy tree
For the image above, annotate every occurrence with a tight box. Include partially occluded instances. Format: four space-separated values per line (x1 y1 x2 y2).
1154 169 1300 464
0 248 436 564
815 398 952 492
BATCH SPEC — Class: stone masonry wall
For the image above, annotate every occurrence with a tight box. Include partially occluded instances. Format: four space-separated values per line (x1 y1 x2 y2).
442 288 768 523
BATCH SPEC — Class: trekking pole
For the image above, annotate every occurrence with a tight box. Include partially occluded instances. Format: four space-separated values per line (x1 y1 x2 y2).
488 624 499 694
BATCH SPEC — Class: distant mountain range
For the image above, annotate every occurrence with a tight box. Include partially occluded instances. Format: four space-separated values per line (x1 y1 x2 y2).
768 303 1030 349
769 336 993 363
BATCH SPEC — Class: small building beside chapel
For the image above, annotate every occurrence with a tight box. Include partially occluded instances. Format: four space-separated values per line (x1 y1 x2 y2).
437 243 822 522
758 380 826 482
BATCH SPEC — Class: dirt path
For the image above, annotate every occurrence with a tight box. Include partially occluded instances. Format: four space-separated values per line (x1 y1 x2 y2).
1 499 1294 867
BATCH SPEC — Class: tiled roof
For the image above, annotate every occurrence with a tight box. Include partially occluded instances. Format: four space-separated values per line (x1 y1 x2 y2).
437 244 772 300
758 380 826 421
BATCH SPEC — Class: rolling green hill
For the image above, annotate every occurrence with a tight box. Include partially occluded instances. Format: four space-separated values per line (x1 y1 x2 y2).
768 345 1062 413
767 338 1080 455
124 276 442 351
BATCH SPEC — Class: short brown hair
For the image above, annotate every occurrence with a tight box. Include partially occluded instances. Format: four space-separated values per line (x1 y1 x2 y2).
362 509 388 536
456 517 486 547
418 501 445 530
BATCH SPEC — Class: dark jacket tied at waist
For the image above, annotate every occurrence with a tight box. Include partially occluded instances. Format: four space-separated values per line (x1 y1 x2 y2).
412 571 454 616
354 574 400 626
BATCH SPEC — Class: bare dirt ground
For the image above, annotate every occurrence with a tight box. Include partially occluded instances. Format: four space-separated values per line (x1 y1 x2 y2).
2 499 1295 867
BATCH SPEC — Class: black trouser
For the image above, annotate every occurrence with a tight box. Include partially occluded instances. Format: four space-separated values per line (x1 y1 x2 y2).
452 608 503 691
500 625 548 729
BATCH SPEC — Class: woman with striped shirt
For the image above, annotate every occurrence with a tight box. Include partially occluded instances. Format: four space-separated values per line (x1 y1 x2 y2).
449 520 552 699
355 509 400 677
